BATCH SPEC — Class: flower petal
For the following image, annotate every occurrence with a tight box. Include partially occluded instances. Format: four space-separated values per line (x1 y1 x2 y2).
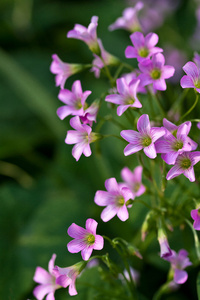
117 205 129 221
93 234 104 250
67 223 87 239
137 114 151 135
33 267 52 284
174 269 188 284
33 284 55 300
94 190 115 206
101 205 118 222
105 177 119 193
124 143 143 156
67 239 86 253
166 165 184 180
182 61 199 81
143 143 157 159
85 218 97 234
81 245 93 261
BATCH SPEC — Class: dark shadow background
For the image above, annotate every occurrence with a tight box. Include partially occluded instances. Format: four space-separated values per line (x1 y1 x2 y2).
0 0 200 299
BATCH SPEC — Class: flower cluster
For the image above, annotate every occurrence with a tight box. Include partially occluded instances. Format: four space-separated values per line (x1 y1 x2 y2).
33 3 200 299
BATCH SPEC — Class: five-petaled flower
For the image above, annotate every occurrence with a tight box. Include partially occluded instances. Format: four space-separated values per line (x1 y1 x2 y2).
109 3 144 32
65 116 100 161
125 31 163 62
50 54 83 89
57 80 91 120
180 61 200 93
67 16 100 54
94 177 133 222
164 249 192 284
120 166 146 199
105 77 142 116
155 119 197 165
33 254 61 300
138 53 175 91
54 261 86 296
121 114 166 159
166 151 200 182
67 218 104 261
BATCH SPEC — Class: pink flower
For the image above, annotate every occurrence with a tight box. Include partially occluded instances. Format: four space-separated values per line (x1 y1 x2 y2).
120 166 146 198
155 119 197 165
54 262 85 296
57 80 91 120
67 16 100 54
94 177 133 222
65 116 100 161
138 53 175 91
120 114 166 159
109 3 144 32
180 61 200 93
90 39 119 78
125 31 163 62
105 77 142 116
157 228 172 258
191 207 200 230
33 254 61 300
50 54 83 89
193 52 200 68
122 71 147 93
67 218 104 261
165 249 192 284
166 151 200 182
79 99 99 126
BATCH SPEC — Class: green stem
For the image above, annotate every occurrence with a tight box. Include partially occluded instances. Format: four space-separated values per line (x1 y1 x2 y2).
103 134 126 142
180 93 199 121
152 282 171 300
185 218 200 260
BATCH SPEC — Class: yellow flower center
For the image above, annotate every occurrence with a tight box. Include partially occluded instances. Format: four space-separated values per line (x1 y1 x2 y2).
180 158 191 169
117 196 125 207
138 47 149 58
86 234 95 245
142 136 152 147
172 140 183 151
151 69 161 80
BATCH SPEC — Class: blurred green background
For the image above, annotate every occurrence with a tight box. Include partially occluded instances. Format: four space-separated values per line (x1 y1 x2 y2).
0 0 200 299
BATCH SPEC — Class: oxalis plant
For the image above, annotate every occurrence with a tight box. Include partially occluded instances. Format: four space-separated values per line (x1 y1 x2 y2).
32 2 200 300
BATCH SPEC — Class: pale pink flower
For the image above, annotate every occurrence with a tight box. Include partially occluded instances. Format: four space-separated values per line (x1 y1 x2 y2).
125 31 163 62
165 249 192 284
50 54 82 89
54 262 85 296
33 254 61 300
180 61 200 93
105 77 142 116
94 177 133 222
121 114 166 159
67 218 104 261
166 151 200 182
191 207 200 230
158 228 172 258
57 80 91 120
120 166 146 198
67 16 100 54
109 3 144 32
65 116 100 161
138 53 175 91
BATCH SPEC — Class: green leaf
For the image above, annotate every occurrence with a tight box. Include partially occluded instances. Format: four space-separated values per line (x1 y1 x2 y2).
0 47 64 138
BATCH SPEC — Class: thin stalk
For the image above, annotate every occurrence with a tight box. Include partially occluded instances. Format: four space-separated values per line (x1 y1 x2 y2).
180 93 199 121
185 218 200 260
